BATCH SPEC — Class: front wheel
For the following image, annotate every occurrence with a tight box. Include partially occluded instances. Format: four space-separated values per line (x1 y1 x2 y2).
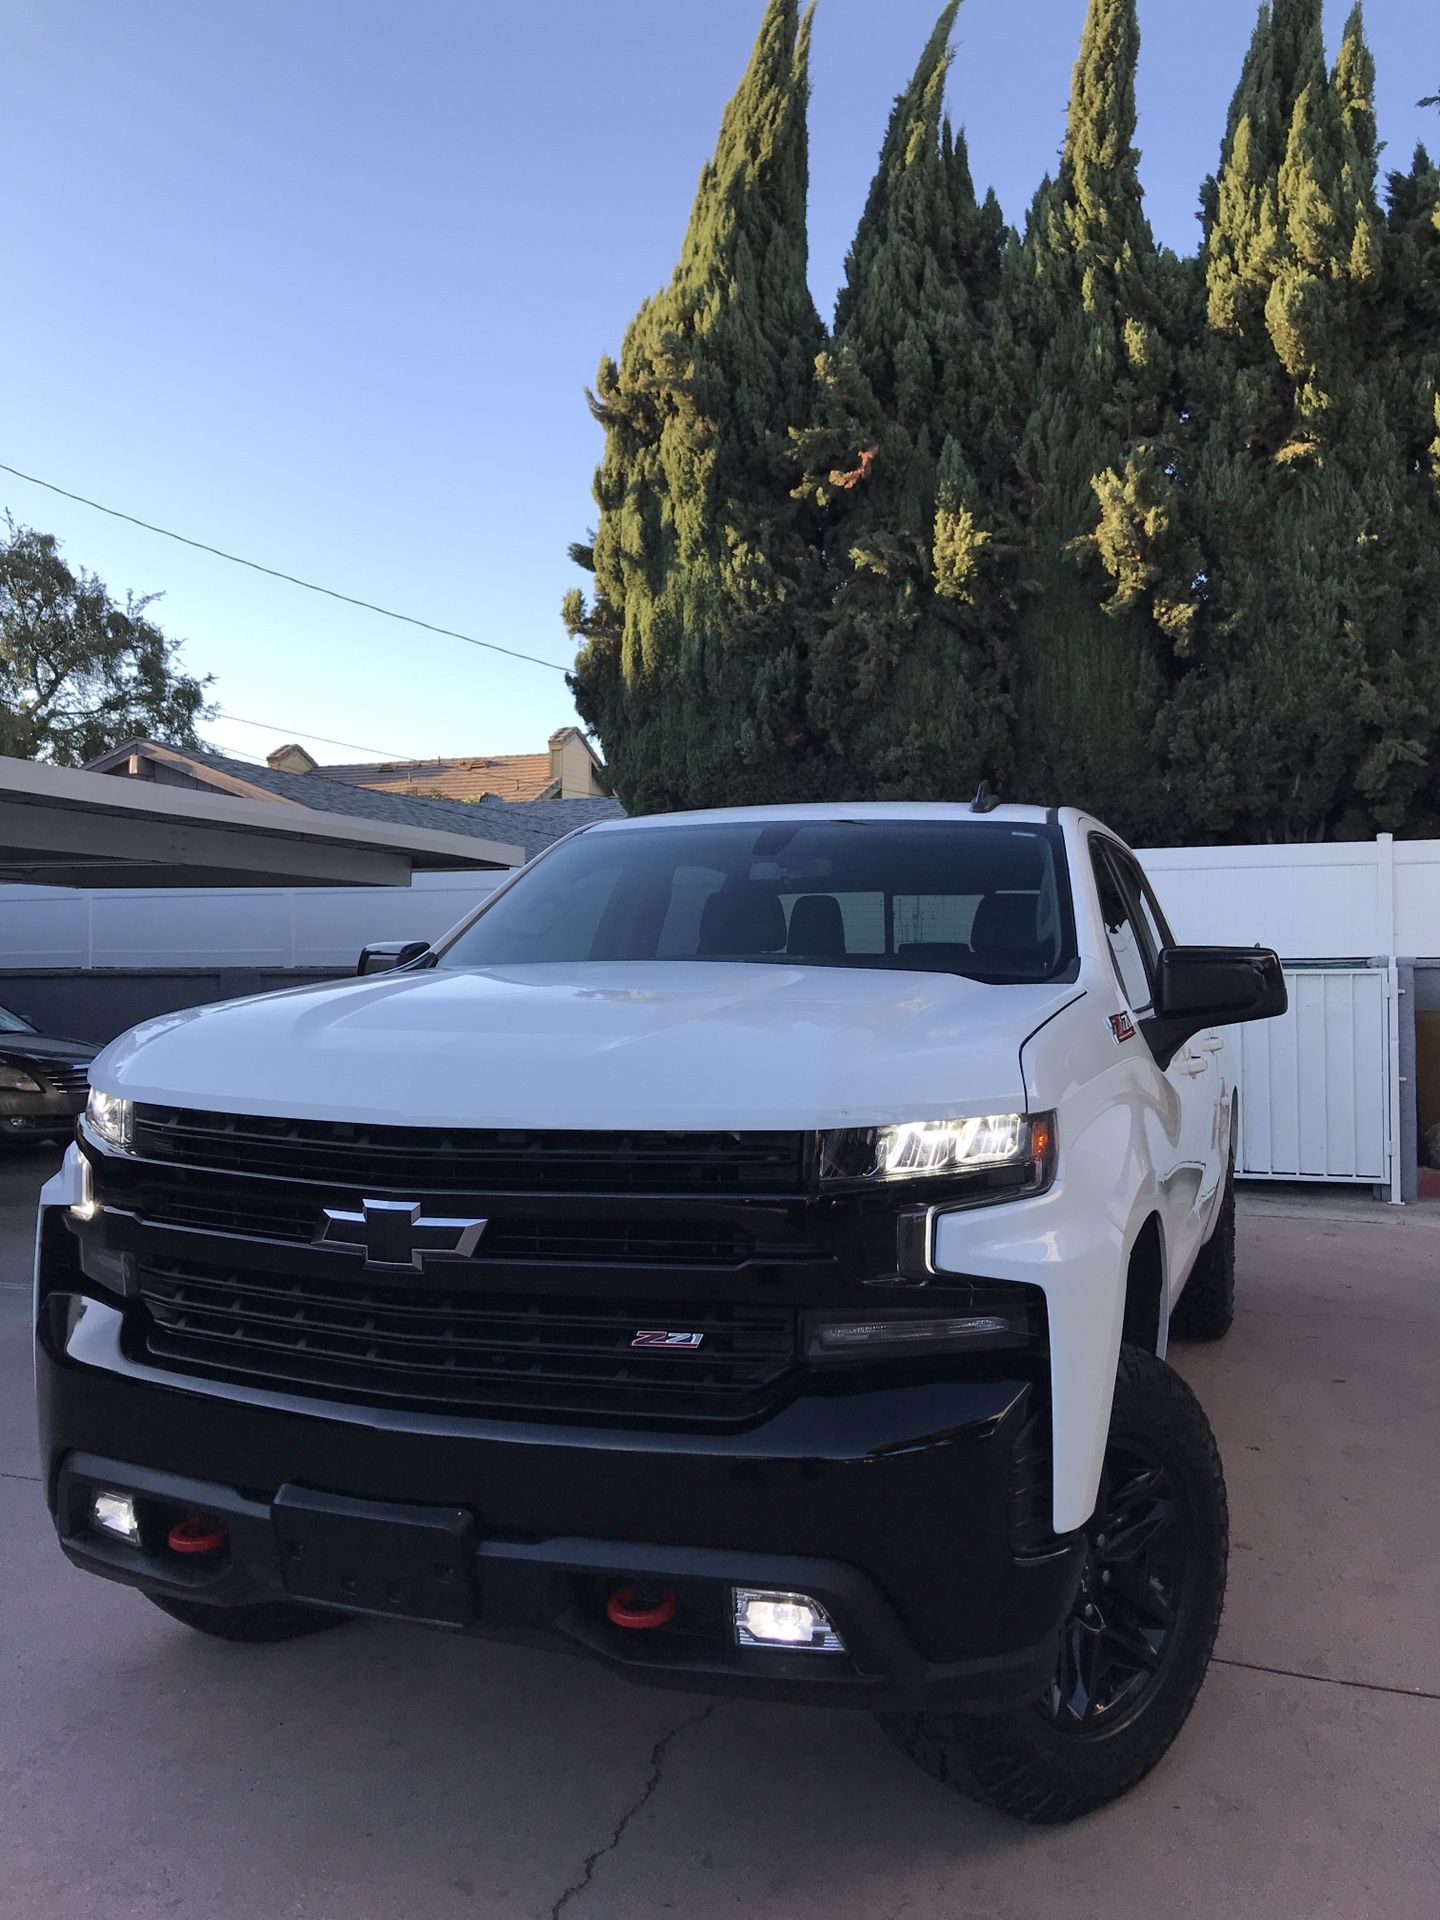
883 1346 1228 1824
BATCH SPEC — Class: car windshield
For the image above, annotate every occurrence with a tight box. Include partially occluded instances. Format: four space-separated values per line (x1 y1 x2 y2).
436 820 1075 985
0 1004 35 1034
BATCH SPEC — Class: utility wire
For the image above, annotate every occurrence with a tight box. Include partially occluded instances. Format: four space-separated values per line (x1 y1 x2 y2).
213 710 409 759
0 460 571 675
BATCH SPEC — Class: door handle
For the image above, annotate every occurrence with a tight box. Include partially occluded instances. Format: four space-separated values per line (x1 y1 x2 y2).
1176 1053 1208 1076
1198 1034 1225 1053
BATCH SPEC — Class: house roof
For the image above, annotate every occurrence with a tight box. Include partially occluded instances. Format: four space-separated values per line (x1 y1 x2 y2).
88 741 624 862
311 729 606 805
317 753 559 803
0 751 521 888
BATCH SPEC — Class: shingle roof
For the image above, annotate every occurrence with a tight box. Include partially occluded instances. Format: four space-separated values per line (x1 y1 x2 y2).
182 748 625 861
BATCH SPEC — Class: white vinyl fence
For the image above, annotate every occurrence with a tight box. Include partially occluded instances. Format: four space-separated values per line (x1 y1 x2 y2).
2 834 1437 1200
0 868 506 972
1137 836 1440 1202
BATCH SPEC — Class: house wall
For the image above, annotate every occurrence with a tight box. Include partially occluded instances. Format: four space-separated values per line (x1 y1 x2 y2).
552 733 607 798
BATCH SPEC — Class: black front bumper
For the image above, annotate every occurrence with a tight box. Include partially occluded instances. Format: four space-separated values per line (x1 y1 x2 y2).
38 1288 1082 1712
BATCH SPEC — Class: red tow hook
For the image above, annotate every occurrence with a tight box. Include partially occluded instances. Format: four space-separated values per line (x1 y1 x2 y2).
606 1586 678 1630
168 1513 229 1556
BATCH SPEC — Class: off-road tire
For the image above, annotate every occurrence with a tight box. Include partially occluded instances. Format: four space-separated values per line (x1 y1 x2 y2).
147 1593 348 1643
882 1346 1228 1824
1170 1152 1236 1341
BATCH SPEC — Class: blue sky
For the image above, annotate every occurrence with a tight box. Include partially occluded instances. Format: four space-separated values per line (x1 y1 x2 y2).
5 2 1434 770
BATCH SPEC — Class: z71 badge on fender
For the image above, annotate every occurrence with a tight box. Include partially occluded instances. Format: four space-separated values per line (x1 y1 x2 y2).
1108 1011 1137 1044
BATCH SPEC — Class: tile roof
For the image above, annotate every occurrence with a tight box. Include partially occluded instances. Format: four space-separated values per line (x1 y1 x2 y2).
317 754 560 803
182 748 625 861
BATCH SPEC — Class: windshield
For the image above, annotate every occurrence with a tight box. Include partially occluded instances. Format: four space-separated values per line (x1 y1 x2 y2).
0 1005 35 1034
436 820 1075 985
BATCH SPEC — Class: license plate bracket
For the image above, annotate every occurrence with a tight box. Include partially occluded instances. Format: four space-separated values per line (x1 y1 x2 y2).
272 1486 475 1628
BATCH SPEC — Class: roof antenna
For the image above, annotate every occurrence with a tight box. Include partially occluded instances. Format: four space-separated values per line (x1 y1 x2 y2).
970 781 1000 815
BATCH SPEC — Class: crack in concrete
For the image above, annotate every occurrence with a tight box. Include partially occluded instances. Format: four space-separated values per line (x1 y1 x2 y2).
1214 1655 1440 1703
549 1702 720 1919
0 1469 40 1483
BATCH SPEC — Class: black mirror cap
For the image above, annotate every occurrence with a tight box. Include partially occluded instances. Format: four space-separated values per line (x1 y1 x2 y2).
356 940 431 978
1142 947 1287 1069
1153 946 1288 1023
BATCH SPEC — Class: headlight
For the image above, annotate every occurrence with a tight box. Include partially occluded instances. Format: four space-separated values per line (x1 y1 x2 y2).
820 1113 1055 1187
85 1089 134 1152
0 1064 43 1093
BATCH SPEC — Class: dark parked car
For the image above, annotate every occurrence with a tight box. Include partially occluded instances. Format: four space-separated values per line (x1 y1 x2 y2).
0 1004 96 1144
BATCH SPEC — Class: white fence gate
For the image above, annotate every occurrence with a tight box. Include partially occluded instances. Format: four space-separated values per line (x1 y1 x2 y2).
1231 965 1394 1188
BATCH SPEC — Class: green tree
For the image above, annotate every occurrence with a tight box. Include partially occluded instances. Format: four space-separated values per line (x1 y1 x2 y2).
792 0 1011 799
1161 0 1437 842
1379 137 1440 829
565 0 825 811
991 0 1186 837
0 519 212 765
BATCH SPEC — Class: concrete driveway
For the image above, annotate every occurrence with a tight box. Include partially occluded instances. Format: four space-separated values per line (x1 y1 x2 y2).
1 1147 1437 1919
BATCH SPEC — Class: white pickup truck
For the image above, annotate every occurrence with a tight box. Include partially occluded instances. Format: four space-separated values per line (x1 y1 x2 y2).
37 800 1285 1822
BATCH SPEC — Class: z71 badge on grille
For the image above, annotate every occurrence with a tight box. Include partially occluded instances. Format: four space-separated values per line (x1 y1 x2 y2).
632 1331 705 1350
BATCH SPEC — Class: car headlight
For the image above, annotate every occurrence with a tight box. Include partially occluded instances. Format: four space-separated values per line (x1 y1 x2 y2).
0 1064 43 1093
85 1089 134 1152
819 1112 1055 1188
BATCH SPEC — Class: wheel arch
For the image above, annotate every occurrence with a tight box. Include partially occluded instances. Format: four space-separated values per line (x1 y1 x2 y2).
1122 1211 1168 1358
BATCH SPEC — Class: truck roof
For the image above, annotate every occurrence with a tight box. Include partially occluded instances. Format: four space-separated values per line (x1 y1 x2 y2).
588 802 1059 833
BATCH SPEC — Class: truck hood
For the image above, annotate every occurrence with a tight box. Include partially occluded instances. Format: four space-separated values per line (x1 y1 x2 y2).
94 963 1083 1132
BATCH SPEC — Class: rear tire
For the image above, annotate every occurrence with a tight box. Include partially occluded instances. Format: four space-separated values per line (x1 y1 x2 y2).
882 1346 1228 1824
1170 1152 1236 1341
147 1593 348 1644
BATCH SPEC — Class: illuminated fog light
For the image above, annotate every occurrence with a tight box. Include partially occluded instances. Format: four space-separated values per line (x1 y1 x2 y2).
92 1492 140 1545
733 1588 844 1653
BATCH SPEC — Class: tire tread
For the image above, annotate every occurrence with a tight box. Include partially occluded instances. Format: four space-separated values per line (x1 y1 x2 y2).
883 1346 1228 1825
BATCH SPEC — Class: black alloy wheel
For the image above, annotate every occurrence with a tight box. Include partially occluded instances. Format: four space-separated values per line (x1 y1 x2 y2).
883 1346 1228 1824
1044 1440 1190 1736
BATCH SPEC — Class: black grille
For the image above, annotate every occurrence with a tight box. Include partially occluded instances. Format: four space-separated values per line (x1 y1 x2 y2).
136 1259 797 1418
125 1167 814 1271
43 1063 91 1093
132 1107 808 1194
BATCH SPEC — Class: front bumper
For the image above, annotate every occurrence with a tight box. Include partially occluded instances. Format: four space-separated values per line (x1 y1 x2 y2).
37 1276 1083 1712
1 1088 81 1136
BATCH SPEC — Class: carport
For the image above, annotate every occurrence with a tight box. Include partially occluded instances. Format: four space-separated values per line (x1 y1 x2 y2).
0 753 521 888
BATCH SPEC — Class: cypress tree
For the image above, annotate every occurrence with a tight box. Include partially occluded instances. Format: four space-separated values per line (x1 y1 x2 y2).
1379 138 1440 829
792 0 1011 799
991 0 1184 838
1162 1 1437 841
565 1 825 811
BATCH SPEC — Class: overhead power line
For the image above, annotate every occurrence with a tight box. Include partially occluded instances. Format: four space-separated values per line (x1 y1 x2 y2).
0 460 570 675
213 710 409 759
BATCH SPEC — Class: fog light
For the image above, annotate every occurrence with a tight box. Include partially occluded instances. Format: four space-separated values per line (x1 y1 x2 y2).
92 1491 140 1545
733 1588 844 1653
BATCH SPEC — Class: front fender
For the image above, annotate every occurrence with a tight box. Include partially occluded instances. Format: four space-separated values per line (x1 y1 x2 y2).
930 987 1172 1534
932 1178 1162 1534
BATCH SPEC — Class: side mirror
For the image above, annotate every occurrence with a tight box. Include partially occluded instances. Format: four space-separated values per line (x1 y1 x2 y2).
356 940 431 978
1143 946 1287 1068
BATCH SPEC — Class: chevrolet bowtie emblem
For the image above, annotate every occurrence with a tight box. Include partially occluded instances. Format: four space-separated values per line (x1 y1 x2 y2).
316 1199 488 1272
